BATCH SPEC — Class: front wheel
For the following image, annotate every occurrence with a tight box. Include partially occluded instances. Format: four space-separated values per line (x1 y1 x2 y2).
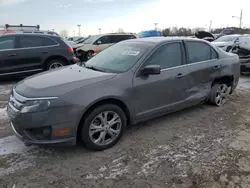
209 83 230 107
80 104 126 150
85 51 94 61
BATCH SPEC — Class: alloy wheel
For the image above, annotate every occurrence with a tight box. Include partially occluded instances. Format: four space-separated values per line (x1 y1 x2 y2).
215 84 229 106
89 111 122 146
49 62 64 70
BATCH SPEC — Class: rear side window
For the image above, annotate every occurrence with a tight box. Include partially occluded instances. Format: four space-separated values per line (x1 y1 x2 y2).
40 37 57 46
19 36 42 48
146 42 183 69
0 36 15 50
111 35 136 43
186 41 218 64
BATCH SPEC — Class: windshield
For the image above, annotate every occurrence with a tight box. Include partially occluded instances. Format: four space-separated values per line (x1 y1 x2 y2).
77 37 87 44
214 35 239 42
83 35 101 44
84 42 150 73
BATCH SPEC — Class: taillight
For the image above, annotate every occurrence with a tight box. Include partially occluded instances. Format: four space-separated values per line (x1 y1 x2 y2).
93 50 100 56
68 47 74 53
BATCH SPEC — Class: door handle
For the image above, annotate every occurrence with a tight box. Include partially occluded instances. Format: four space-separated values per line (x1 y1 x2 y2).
176 73 185 78
42 51 49 54
8 53 16 57
213 65 221 70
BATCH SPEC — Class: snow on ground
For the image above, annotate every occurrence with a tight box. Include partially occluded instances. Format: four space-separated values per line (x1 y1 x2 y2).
0 107 8 121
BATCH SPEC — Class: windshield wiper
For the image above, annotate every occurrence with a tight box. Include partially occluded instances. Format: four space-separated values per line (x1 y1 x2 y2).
85 65 105 72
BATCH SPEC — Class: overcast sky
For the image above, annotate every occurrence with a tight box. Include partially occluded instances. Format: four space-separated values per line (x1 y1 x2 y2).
0 0 249 36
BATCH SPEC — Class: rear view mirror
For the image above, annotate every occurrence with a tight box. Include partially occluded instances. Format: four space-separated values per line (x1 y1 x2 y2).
141 65 161 76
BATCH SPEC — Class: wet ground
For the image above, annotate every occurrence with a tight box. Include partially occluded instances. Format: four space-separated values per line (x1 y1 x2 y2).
1 76 250 187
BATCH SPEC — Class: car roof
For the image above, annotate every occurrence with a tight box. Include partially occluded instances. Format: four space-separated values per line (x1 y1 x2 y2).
0 33 60 38
126 36 206 44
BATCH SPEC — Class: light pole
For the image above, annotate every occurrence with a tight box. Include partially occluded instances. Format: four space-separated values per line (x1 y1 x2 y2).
232 9 243 28
73 30 75 37
208 20 212 32
77 25 81 36
99 28 101 34
154 23 158 30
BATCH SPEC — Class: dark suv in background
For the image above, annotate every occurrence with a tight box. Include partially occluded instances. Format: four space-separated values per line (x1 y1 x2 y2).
0 33 79 77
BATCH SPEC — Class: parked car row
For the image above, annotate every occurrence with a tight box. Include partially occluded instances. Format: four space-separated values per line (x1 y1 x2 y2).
7 37 240 150
72 33 137 61
195 31 250 74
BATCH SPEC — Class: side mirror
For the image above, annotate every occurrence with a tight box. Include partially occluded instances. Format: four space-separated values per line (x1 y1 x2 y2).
96 40 102 45
141 65 161 76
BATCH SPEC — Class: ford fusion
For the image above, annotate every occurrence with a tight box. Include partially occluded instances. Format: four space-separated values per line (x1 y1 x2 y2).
7 37 240 150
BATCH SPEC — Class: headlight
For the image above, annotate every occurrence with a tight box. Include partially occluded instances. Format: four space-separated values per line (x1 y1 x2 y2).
21 100 51 113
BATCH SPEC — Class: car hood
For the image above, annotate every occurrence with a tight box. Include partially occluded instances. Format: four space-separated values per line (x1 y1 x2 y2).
73 43 84 48
211 41 233 46
15 64 116 98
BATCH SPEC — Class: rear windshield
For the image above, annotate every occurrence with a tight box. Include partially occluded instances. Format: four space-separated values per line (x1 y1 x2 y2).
84 42 151 73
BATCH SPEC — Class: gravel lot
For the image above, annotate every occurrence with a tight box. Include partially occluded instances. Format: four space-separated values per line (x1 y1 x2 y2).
1 76 250 188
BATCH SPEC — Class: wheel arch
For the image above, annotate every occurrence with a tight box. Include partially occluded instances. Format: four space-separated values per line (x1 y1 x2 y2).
76 98 131 140
211 75 234 93
44 55 68 69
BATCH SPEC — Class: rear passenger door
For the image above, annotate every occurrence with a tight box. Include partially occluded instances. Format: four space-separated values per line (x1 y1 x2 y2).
0 36 19 76
15 35 48 72
184 41 220 102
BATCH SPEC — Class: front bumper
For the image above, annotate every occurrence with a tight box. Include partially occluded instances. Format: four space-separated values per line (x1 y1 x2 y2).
11 122 76 145
7 102 80 145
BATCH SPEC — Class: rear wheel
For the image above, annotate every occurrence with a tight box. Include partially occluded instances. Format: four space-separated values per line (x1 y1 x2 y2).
80 104 126 150
209 83 230 106
46 59 66 70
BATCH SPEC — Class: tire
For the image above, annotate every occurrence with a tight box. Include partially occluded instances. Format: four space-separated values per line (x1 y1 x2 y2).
85 51 94 61
46 59 66 70
80 104 127 151
209 83 230 107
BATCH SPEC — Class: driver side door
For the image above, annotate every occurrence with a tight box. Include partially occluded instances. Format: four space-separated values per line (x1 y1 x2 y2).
133 42 190 121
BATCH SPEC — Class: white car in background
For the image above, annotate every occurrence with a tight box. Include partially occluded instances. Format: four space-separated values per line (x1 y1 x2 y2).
66 40 76 47
212 34 250 52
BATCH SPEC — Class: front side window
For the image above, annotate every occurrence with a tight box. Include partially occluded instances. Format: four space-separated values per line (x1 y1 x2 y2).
19 36 42 48
97 36 110 44
0 36 15 50
146 42 183 69
85 42 150 73
186 42 216 64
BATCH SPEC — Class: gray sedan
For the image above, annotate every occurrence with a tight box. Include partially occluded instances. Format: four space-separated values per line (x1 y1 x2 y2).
7 37 240 150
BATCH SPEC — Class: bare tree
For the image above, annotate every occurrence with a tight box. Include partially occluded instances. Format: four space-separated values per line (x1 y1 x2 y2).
60 30 69 38
117 28 124 33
